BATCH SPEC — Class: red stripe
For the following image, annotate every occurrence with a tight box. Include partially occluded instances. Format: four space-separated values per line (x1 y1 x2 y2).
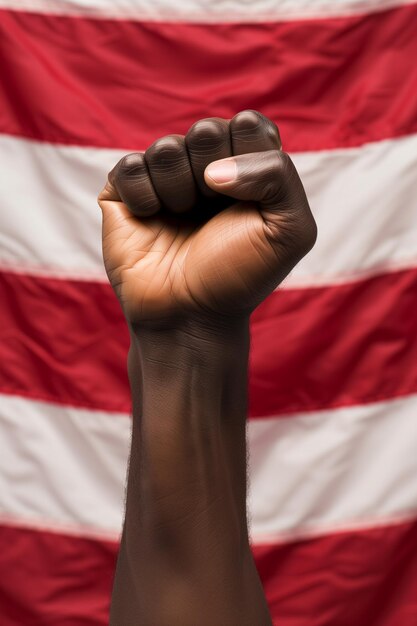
0 272 130 414
253 519 417 626
1 267 416 417
0 525 115 626
250 267 417 417
1 520 416 625
0 5 416 152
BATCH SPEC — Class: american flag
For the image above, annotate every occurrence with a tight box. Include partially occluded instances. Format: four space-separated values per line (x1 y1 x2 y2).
1 1 417 624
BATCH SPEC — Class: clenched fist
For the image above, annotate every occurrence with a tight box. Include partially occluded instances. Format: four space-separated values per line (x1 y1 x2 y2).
98 110 316 323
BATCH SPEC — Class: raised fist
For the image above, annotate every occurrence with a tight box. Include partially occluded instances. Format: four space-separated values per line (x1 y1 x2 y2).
98 110 316 324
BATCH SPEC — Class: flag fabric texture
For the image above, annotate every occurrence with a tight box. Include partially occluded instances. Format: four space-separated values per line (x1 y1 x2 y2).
0 1 417 624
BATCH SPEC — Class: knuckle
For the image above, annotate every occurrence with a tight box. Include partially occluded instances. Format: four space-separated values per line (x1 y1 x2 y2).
146 135 184 163
231 111 281 154
231 109 263 132
112 153 145 183
273 149 291 171
263 150 317 254
270 151 298 192
119 152 143 170
231 110 280 141
109 153 157 214
186 118 228 149
265 122 281 146
258 151 291 199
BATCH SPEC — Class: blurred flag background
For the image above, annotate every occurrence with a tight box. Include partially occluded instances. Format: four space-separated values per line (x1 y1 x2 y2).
1 1 417 624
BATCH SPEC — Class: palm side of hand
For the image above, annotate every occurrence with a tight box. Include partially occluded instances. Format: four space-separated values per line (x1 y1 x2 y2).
101 198 277 321
99 111 316 323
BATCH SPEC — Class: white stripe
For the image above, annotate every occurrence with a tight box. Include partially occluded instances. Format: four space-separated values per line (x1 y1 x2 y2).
248 394 417 542
0 0 414 23
288 135 417 287
1 393 417 542
1 133 417 288
0 395 130 538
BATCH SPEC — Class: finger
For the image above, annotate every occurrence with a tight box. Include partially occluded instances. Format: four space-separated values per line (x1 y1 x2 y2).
204 150 317 257
185 117 231 197
106 152 161 217
230 110 281 156
145 135 197 213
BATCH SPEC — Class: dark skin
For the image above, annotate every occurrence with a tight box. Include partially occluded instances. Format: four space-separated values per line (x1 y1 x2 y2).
98 110 316 625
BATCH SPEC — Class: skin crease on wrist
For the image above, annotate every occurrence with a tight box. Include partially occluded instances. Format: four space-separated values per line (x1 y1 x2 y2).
97 110 317 626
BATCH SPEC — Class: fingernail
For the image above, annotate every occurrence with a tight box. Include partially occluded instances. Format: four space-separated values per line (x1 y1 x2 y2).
206 159 237 184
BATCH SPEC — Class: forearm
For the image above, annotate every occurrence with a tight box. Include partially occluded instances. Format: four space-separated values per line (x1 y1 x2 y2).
110 316 272 626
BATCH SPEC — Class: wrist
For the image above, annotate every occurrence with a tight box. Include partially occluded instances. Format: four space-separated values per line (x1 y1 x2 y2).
129 313 250 375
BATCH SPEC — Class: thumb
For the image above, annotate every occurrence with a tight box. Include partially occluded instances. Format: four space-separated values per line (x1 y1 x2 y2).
204 150 317 258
